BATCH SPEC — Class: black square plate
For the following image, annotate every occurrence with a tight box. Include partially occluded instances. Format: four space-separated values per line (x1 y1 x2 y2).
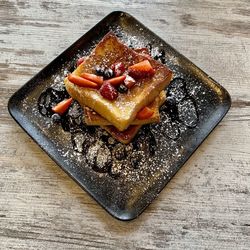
8 11 231 220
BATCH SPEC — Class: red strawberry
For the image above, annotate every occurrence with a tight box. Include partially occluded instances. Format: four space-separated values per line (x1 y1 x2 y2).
106 75 126 86
128 60 155 78
68 74 99 89
124 75 136 89
52 98 73 115
111 62 125 76
100 82 118 101
80 73 103 86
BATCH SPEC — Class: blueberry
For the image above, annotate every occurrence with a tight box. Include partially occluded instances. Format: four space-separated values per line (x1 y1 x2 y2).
51 113 61 123
117 84 128 93
95 66 105 76
103 68 114 79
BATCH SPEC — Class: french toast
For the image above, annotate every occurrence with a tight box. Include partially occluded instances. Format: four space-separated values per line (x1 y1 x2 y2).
101 91 167 144
64 32 172 131
84 90 166 126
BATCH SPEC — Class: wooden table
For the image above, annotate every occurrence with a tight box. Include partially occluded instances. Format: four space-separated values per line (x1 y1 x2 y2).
1 0 249 249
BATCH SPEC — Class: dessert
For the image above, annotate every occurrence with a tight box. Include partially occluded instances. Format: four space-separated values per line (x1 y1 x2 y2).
60 32 172 143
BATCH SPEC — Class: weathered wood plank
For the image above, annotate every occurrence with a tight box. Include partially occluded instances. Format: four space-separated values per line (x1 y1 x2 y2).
0 0 250 249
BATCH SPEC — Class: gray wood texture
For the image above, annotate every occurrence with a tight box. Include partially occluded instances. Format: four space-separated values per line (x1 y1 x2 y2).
0 0 249 249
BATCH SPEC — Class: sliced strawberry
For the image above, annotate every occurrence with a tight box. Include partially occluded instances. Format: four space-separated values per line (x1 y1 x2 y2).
111 62 125 76
136 106 154 120
106 75 126 86
68 73 99 89
52 98 73 115
77 57 85 67
124 75 136 89
80 73 103 86
100 82 118 101
128 60 155 78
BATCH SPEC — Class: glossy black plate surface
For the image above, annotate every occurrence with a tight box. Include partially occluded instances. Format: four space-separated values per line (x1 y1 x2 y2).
8 11 231 220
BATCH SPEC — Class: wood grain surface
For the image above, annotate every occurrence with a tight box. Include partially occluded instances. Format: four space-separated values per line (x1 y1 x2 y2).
0 0 250 249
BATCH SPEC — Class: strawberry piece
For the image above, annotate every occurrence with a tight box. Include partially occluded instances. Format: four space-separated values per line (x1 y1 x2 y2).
111 62 125 76
80 73 103 86
52 98 73 115
68 74 99 89
136 106 154 120
106 75 126 86
124 75 136 89
77 57 85 67
128 60 155 78
100 82 118 101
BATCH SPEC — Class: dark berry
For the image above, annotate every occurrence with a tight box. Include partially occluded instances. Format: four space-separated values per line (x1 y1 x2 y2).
103 68 114 79
51 113 61 123
95 66 105 76
100 82 118 101
117 84 128 93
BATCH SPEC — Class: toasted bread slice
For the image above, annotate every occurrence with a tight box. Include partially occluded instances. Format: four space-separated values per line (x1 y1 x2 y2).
65 32 172 131
84 90 166 126
101 91 167 144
